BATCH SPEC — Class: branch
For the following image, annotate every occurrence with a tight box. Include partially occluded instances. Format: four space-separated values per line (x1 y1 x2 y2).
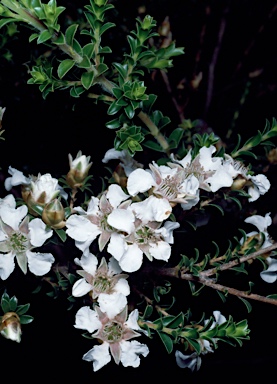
201 242 277 277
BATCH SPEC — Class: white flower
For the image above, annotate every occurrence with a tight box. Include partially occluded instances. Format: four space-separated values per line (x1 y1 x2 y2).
107 218 180 272
72 252 130 317
4 167 31 191
102 148 143 176
74 305 149 371
0 197 54 279
248 174 271 202
175 351 202 371
244 213 273 248
260 257 277 283
171 145 234 193
66 185 132 252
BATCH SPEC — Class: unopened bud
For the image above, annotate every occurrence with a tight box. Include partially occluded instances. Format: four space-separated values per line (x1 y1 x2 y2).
42 199 66 229
231 177 247 190
0 312 21 343
66 151 92 188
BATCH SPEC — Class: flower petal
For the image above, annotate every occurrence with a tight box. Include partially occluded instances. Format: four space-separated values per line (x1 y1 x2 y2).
74 306 101 333
127 168 154 196
0 251 15 280
29 218 53 247
83 343 111 372
26 250 55 276
98 292 127 317
120 340 149 368
72 278 92 297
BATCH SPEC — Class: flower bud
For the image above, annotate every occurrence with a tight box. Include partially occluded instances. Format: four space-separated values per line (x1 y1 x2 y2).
66 150 92 188
0 312 21 343
42 198 66 229
231 177 247 190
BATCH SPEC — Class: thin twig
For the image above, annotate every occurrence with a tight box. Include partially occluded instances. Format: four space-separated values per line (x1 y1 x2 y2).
201 242 277 277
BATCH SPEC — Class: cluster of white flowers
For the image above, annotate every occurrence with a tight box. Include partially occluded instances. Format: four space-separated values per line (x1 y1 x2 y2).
0 145 274 371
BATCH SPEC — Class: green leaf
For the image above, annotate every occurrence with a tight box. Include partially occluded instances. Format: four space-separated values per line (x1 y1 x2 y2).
70 86 86 98
37 30 52 44
29 33 39 43
20 315 34 325
106 118 121 129
77 56 91 69
0 18 17 29
1 297 11 313
207 203 224 215
99 22 115 36
54 228 67 242
157 331 174 353
53 32 66 45
238 297 252 313
16 303 30 316
65 24 78 46
9 295 18 311
266 294 277 300
82 43 95 59
124 104 135 119
168 128 184 149
57 59 75 79
143 305 153 319
143 140 163 152
81 71 94 90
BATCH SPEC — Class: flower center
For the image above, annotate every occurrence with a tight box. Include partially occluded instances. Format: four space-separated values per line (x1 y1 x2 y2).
135 225 155 244
93 274 113 293
102 321 123 343
9 231 29 253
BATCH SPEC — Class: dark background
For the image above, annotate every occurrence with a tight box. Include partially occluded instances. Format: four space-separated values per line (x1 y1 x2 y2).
0 0 277 382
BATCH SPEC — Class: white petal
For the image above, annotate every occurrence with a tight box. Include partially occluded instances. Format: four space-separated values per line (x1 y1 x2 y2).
29 218 53 247
0 252 15 280
125 309 142 331
199 146 220 171
98 292 127 317
77 252 98 274
213 310 227 325
120 340 149 368
175 350 202 371
114 278 130 296
260 260 277 283
0 205 28 230
74 306 101 333
66 215 101 242
205 166 234 192
108 256 122 274
245 213 272 233
247 186 260 202
83 343 111 371
86 197 100 215
72 278 92 297
162 221 180 243
0 194 16 209
26 250 55 276
4 167 30 191
127 168 154 196
251 174 270 195
119 244 143 272
149 241 171 261
106 184 130 207
107 233 126 261
131 196 172 223
170 149 192 168
108 209 135 234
